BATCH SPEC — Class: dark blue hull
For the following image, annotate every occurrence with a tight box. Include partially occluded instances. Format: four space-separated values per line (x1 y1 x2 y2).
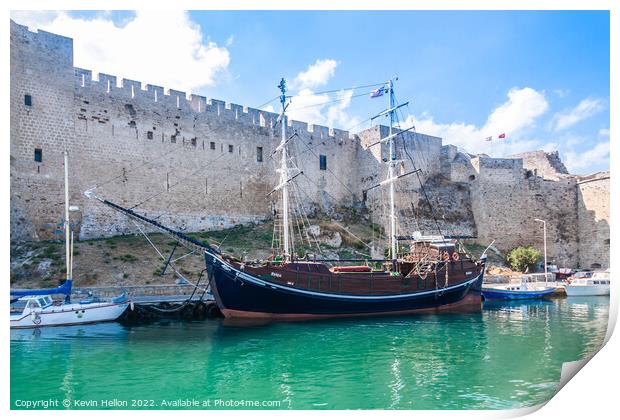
205 252 483 319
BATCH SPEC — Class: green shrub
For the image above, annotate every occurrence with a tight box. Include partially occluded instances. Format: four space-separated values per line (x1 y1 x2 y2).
506 246 542 272
119 254 138 263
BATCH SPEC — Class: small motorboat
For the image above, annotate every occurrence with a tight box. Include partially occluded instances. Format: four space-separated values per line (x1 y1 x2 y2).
10 294 129 329
565 270 610 296
482 276 556 300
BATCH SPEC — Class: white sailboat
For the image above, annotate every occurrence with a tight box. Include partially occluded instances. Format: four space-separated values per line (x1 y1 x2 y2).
10 151 130 329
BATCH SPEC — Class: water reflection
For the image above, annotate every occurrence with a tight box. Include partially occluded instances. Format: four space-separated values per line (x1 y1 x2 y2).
10 298 609 410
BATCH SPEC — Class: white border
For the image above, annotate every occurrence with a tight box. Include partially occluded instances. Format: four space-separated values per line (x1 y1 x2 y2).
3 2 617 420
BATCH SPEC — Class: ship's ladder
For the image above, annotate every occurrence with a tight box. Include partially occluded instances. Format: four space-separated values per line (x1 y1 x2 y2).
406 254 434 280
271 218 283 255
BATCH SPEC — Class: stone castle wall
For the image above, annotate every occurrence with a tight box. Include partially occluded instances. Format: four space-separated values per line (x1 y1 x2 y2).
468 156 580 266
10 21 77 242
9 21 610 268
510 150 569 181
11 20 370 241
576 173 610 269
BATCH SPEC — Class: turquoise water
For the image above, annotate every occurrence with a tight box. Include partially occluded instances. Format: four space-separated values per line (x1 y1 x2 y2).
11 297 610 410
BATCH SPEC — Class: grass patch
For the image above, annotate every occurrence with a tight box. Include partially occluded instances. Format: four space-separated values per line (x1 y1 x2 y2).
200 223 273 251
118 254 138 263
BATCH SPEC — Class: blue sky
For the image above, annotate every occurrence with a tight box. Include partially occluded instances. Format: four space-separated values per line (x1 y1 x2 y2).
12 10 610 174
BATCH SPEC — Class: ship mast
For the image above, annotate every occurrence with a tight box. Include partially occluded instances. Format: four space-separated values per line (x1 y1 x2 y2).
367 78 418 270
63 150 72 280
278 78 291 261
387 79 397 268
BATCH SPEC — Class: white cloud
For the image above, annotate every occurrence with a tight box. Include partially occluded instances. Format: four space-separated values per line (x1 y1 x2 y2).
287 88 331 125
397 87 549 156
551 98 605 131
484 87 549 135
283 60 359 130
564 141 610 173
599 128 610 137
325 89 361 130
11 11 231 93
292 59 337 90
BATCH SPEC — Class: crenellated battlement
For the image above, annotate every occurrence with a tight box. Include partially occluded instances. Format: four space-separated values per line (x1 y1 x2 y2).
73 67 355 141
11 20 72 52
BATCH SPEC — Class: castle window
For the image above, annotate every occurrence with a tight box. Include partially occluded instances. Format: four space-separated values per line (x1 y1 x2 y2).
34 148 42 163
319 154 327 171
147 131 153 140
24 94 32 107
228 145 234 153
469 175 476 181
191 138 197 147
171 135 176 144
210 142 215 150
256 147 263 163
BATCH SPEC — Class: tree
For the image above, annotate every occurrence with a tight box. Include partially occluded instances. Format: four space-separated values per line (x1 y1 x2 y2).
506 246 542 272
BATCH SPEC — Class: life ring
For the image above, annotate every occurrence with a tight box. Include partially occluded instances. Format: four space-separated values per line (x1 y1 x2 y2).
452 252 460 261
442 251 450 261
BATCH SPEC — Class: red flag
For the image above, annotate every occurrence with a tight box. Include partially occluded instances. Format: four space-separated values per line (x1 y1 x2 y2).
498 133 506 139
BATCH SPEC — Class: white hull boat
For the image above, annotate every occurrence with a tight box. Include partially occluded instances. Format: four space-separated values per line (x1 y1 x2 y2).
10 152 132 329
565 270 610 296
10 295 129 329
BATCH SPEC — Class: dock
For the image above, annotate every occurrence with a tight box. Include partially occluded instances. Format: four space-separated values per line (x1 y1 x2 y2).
71 283 222 323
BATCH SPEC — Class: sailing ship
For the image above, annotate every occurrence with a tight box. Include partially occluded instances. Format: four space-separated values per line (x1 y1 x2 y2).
10 151 129 328
88 78 487 319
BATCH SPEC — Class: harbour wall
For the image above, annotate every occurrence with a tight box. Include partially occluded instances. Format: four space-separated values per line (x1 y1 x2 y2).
9 21 610 268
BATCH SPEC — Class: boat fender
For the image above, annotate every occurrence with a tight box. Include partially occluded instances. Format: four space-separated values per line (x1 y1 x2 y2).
452 252 460 261
130 301 135 311
442 251 450 261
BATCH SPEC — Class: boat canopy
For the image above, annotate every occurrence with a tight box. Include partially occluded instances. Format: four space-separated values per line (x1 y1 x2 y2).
10 279 73 298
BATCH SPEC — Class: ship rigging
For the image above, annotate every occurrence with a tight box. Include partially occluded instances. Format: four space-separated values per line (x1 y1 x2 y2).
85 76 487 319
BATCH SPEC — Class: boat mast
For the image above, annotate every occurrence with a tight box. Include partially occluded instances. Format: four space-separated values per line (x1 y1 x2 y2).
387 79 397 269
63 150 72 280
278 78 290 261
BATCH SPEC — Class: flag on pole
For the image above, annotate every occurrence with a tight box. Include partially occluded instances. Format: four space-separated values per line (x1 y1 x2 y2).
485 136 492 141
370 87 386 98
498 133 506 139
